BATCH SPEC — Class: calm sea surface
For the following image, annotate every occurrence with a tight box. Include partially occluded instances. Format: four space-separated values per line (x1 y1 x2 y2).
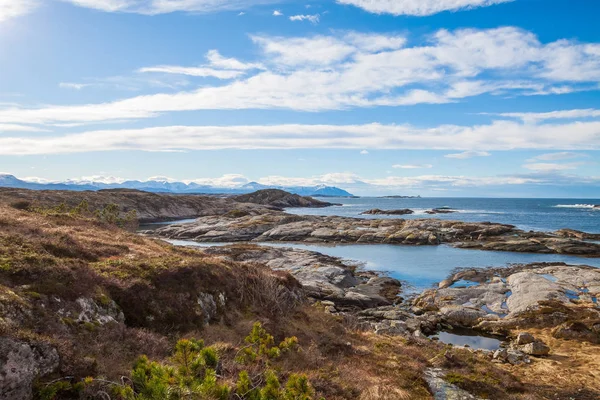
288 197 600 233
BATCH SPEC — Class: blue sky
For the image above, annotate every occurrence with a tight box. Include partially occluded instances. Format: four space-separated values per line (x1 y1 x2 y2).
0 0 599 197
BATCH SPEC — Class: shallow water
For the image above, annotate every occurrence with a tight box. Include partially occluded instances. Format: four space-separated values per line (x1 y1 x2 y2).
166 240 600 292
432 330 503 350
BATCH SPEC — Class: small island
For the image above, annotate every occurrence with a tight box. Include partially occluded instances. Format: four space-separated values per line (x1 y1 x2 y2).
361 208 415 215
380 195 421 198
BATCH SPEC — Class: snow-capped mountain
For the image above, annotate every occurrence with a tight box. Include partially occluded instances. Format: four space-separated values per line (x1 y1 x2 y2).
0 174 354 197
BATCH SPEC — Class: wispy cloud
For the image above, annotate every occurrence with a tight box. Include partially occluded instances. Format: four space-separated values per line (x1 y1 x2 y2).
138 49 263 79
59 82 94 90
60 0 281 15
0 0 38 23
138 66 245 79
445 151 491 159
497 109 600 123
527 152 589 162
273 10 283 16
1 120 599 155
0 123 48 133
336 0 512 16
289 14 319 23
522 162 586 172
392 164 433 169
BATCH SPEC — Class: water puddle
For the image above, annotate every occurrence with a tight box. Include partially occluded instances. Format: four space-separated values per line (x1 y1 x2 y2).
451 279 479 288
565 290 580 300
140 218 198 230
540 274 558 283
431 330 503 351
481 305 507 318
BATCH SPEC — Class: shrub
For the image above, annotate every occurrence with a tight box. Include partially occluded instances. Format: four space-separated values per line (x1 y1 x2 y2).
41 323 320 400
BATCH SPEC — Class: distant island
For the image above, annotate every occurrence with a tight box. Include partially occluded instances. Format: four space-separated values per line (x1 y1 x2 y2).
380 195 422 199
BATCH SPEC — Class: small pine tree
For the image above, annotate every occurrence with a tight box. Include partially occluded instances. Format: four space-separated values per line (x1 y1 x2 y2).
260 370 282 400
283 374 315 400
101 203 120 225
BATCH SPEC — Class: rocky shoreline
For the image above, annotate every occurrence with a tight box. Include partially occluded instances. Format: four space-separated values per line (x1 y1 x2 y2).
148 212 600 257
175 241 600 369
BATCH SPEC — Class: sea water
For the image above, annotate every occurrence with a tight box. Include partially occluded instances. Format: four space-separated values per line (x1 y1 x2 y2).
287 197 600 233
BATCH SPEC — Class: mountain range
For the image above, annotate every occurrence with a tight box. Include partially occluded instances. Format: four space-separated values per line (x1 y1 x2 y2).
0 174 354 197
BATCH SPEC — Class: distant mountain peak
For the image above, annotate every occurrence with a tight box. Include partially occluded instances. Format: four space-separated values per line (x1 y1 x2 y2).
0 174 355 197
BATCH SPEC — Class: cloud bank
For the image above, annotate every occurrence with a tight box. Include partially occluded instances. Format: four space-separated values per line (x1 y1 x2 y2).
1 118 600 155
2 28 600 127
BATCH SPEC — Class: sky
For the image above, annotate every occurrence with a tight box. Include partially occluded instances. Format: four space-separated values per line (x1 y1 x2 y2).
0 0 599 197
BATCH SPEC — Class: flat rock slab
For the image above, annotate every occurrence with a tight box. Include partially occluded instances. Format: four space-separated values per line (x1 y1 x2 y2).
152 213 600 257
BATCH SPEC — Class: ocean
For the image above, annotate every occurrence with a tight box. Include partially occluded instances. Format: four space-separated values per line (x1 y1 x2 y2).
287 197 600 233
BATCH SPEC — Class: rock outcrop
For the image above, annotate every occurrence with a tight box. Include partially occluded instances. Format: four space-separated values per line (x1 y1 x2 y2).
412 264 600 336
425 208 458 215
150 213 600 257
201 244 401 310
233 189 335 208
0 338 60 400
361 208 414 215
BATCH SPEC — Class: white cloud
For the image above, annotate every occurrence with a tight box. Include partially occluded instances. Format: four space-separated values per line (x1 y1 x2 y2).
498 109 600 123
528 152 588 161
1 119 600 155
360 150 369 154
0 0 38 22
60 0 281 15
336 0 512 16
522 162 585 172
2 28 600 125
289 14 319 23
59 82 94 90
205 50 263 71
445 151 491 159
392 164 433 169
137 49 262 79
273 10 282 16
138 66 245 79
0 124 48 133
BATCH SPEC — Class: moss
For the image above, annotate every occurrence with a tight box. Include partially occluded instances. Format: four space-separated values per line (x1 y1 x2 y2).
23 291 42 299
61 317 76 327
445 372 466 385
83 322 97 332
97 293 111 307
0 257 11 271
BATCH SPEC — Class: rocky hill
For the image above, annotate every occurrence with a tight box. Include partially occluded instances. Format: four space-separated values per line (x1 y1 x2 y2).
233 189 336 208
0 187 332 222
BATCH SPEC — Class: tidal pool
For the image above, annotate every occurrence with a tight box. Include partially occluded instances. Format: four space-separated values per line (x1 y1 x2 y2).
431 330 503 351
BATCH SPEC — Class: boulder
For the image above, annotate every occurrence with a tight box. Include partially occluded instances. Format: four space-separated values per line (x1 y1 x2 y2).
440 306 487 328
520 341 550 356
0 338 60 400
515 332 535 345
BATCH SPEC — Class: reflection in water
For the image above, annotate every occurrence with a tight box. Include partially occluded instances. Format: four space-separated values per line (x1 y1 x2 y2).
432 331 502 350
